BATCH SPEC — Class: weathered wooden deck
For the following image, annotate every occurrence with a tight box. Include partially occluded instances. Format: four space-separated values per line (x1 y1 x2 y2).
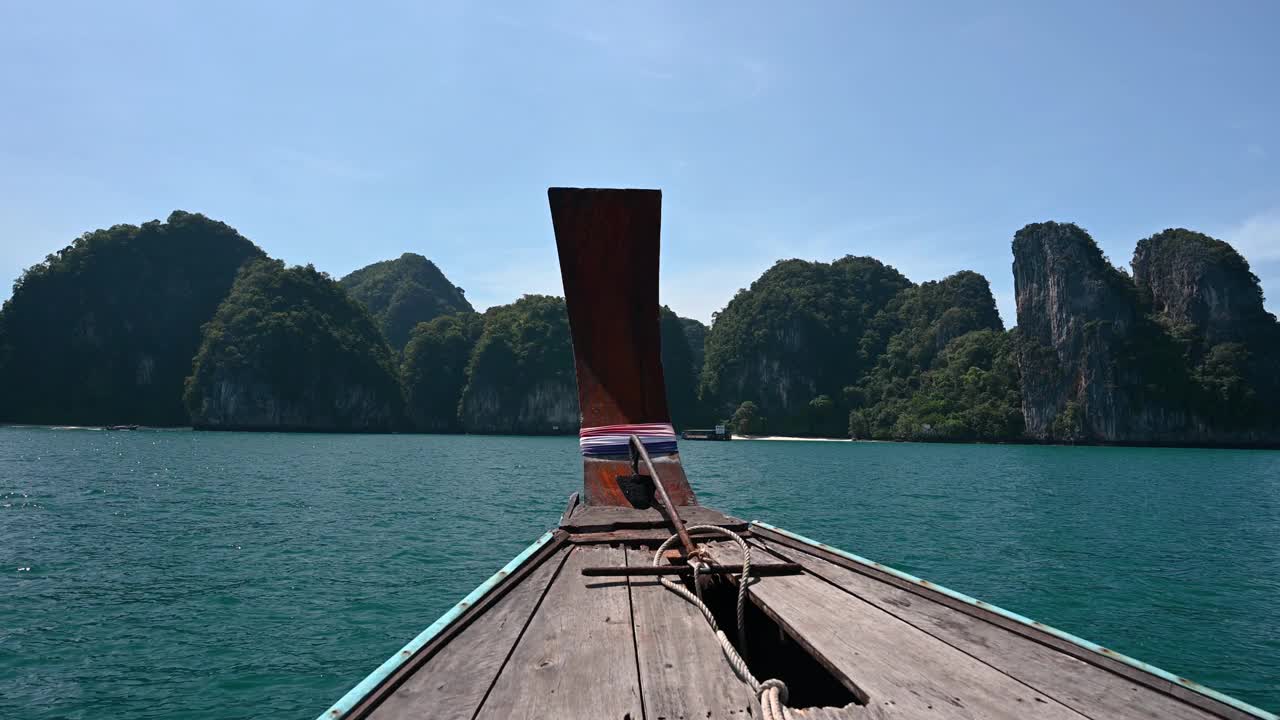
332 507 1263 720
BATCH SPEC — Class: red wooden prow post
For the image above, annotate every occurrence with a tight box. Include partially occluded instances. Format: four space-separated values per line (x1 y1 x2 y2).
549 188 697 508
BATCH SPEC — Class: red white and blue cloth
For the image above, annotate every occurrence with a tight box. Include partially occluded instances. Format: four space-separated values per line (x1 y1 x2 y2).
579 422 678 457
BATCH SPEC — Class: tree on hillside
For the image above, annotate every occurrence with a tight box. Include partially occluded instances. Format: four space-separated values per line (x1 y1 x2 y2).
401 311 485 432
852 272 1009 439
340 253 473 351
185 260 402 431
808 394 837 435
661 307 705 428
731 400 767 435
457 295 578 434
700 256 912 434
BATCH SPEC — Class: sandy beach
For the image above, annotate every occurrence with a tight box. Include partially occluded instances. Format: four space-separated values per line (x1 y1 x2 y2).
731 434 851 442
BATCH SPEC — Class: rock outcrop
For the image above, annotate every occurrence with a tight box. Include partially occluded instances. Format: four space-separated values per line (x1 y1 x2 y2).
1134 228 1280 427
0 211 264 425
1013 222 1144 440
185 260 403 431
1013 222 1280 445
1133 229 1278 347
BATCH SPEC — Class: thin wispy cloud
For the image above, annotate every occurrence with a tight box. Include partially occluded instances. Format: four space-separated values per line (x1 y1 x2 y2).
1224 210 1280 263
661 257 780 324
267 148 383 184
1222 209 1280 313
530 5 775 112
993 290 1017 330
736 56 775 99
453 248 564 314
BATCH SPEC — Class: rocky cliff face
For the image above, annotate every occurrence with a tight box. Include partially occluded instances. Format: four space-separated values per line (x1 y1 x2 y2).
459 377 579 434
185 260 403 432
1134 228 1280 427
1133 229 1276 347
190 373 400 431
679 317 708 378
1013 222 1280 445
456 295 580 434
661 307 704 428
1014 222 1140 440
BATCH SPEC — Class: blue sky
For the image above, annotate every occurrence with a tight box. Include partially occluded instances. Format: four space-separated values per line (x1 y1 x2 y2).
2 1 1277 325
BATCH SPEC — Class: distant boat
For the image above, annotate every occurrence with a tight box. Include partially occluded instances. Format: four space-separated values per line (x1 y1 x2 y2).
104 424 138 431
314 188 1275 720
682 425 732 441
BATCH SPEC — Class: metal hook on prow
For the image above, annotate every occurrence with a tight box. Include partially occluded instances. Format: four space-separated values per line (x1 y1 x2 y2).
630 434 700 563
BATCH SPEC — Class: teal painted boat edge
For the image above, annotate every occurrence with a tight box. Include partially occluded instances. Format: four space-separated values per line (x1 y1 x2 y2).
314 530 558 720
751 521 1278 720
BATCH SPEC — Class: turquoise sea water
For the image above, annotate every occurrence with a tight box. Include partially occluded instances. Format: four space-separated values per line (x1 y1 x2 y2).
2 427 1278 718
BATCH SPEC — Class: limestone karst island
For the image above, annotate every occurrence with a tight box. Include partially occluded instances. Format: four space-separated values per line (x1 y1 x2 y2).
1 213 1276 447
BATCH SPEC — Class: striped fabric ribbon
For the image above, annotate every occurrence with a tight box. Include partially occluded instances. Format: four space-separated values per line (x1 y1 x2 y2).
579 422 678 457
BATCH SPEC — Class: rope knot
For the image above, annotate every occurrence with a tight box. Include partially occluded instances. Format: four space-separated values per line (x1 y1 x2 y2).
758 678 789 705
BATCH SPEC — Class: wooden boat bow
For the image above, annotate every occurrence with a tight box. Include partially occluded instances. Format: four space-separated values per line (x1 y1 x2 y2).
549 187 696 508
312 187 1277 720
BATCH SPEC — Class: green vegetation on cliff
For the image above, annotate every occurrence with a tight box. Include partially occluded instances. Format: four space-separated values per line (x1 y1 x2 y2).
0 211 264 425
730 400 767 435
699 259 1019 439
700 256 912 434
458 295 578 434
851 330 1023 441
185 260 403 431
849 272 1016 440
340 253 474 351
661 307 703 429
678 316 708 378
401 312 485 432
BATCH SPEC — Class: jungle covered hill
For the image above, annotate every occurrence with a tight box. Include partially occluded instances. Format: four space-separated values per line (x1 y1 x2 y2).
1 211 1277 446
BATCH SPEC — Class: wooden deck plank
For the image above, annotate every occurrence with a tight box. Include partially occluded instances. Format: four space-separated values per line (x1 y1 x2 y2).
367 546 570 720
703 541 1091 720
474 545 643 720
750 527 1258 720
624 546 757 718
757 538 1223 720
561 504 747 533
567 528 707 545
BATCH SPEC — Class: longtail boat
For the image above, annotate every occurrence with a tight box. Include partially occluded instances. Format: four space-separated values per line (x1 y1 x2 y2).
316 189 1275 720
